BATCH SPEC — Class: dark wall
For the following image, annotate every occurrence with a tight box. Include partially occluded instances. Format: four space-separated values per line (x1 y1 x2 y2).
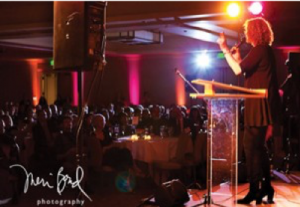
274 49 289 84
57 72 73 103
0 61 33 105
83 55 128 106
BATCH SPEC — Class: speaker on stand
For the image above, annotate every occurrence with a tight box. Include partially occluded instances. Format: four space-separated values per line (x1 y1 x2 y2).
53 2 107 205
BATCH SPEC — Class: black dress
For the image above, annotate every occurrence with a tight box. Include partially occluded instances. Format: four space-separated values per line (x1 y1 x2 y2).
239 44 281 193
240 45 281 126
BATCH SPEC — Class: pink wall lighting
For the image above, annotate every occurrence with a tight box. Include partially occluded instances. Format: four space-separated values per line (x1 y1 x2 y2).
126 55 141 105
72 72 78 106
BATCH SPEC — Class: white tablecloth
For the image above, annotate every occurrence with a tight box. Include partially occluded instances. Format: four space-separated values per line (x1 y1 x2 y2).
113 136 190 163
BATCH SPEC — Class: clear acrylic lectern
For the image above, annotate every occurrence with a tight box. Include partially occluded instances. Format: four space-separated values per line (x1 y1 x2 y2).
190 78 267 206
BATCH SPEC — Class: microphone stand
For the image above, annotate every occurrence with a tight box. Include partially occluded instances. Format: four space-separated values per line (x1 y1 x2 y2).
175 69 227 207
175 68 200 94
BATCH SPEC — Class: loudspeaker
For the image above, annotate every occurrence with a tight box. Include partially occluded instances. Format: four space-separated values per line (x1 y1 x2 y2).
154 179 189 207
53 2 106 71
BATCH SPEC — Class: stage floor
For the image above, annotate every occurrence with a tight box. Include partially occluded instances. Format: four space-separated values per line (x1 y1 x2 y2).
183 170 300 207
2 170 299 207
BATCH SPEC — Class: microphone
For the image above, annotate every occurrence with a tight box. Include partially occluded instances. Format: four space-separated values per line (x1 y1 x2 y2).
231 36 246 54
235 36 246 48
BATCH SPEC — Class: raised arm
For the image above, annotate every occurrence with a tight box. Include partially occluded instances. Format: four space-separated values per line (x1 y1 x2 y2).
217 32 242 75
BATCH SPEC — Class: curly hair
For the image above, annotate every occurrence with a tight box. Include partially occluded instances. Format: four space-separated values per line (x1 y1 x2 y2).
244 17 274 46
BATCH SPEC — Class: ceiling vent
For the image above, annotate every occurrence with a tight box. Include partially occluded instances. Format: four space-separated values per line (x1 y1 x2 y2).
107 30 163 45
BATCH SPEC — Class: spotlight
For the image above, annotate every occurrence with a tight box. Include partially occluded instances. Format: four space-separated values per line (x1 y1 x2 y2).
196 51 210 69
249 2 263 15
227 3 241 17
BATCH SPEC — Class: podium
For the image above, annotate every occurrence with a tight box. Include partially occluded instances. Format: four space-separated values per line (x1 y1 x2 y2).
190 78 267 205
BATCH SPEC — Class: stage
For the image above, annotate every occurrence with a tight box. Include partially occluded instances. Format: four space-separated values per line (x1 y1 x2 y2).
179 170 300 207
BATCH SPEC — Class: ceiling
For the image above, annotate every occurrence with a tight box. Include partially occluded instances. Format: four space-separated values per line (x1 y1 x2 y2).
0 1 300 59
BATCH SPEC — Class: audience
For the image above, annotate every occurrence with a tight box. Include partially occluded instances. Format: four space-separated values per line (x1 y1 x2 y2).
0 95 216 204
1 92 295 207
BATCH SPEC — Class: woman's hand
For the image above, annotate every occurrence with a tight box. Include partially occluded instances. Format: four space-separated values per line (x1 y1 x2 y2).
231 46 242 63
217 32 229 52
217 32 242 75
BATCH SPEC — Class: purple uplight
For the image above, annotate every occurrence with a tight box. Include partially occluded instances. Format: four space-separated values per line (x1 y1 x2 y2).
126 55 141 105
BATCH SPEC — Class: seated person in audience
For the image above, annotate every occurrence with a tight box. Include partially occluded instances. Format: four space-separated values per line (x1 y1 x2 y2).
159 105 169 124
2 114 14 133
92 114 114 148
136 108 152 131
55 115 77 173
2 115 20 149
100 108 112 130
118 112 135 137
46 106 58 134
82 113 94 136
150 105 167 136
124 106 134 124
31 109 55 171
0 119 5 135
88 105 98 115
50 104 59 118
91 114 135 172
133 106 143 124
38 96 48 109
71 114 79 132
106 103 115 119
17 100 27 120
25 107 36 125
6 102 18 125
0 133 19 165
168 105 184 137
0 134 15 203
55 114 103 175
11 119 29 164
100 109 110 124
110 105 124 126
187 106 204 143
0 133 21 204
44 106 52 122
180 105 188 118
